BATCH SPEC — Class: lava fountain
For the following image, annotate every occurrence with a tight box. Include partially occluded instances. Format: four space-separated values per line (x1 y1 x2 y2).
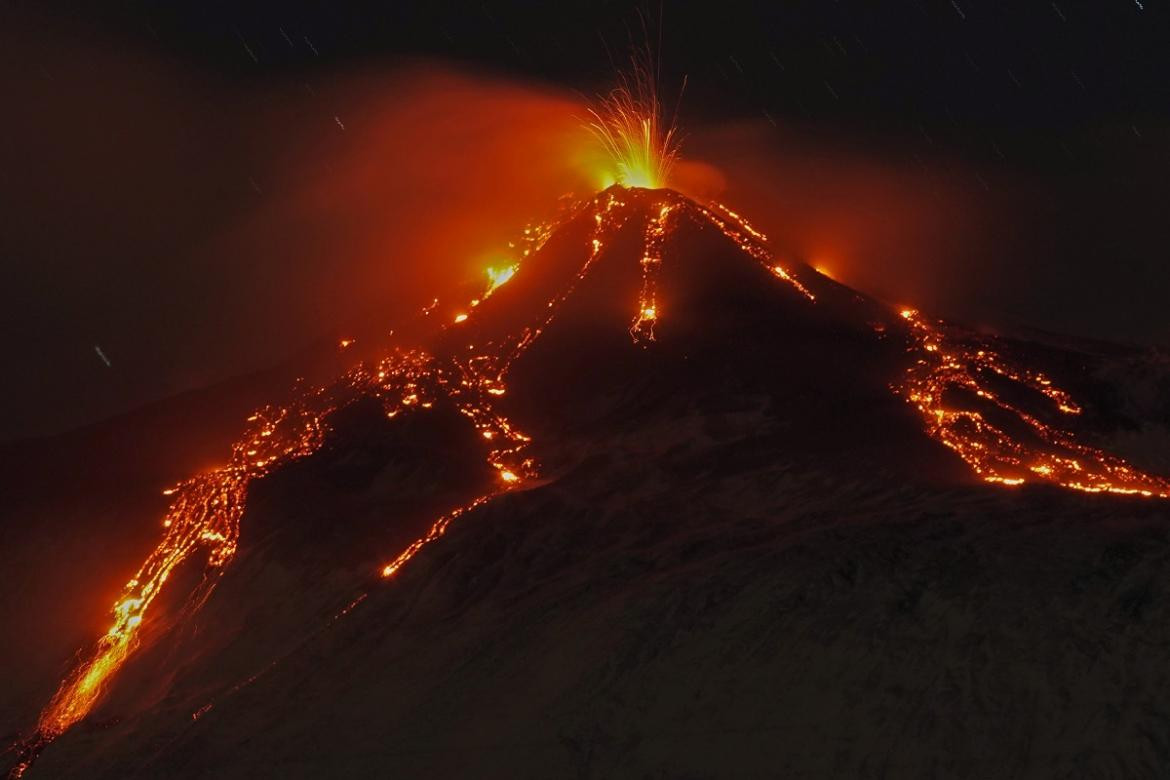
585 54 682 190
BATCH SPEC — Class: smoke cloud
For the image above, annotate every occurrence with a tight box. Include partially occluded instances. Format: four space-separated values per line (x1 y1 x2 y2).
678 123 991 316
0 13 603 438
4 6 1166 441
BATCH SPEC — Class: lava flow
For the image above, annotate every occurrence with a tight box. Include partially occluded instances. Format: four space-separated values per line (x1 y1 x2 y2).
9 73 1170 780
897 308 1170 497
5 275 545 778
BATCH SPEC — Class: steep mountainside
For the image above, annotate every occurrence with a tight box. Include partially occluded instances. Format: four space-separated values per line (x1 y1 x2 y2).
4 186 1170 778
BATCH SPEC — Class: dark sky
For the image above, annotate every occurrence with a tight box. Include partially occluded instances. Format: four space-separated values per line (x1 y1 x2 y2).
3 1 1169 440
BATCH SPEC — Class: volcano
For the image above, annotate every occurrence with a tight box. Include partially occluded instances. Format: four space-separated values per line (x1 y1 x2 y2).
4 185 1170 778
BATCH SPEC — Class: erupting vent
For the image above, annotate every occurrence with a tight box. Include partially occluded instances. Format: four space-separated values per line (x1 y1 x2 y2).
585 54 681 190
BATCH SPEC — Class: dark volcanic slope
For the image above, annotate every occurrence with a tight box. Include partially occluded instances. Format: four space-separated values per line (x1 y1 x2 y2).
6 187 1170 778
27 377 1170 779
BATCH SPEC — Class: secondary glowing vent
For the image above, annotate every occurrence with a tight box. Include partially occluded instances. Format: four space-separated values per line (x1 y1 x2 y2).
484 264 518 297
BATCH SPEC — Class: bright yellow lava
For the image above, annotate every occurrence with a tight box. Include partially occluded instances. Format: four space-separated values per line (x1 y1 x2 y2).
484 264 518 297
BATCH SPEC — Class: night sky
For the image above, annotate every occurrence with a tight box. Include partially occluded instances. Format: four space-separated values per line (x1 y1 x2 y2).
3 1 1168 440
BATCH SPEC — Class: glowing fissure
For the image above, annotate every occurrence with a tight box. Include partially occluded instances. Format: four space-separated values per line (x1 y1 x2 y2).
897 308 1170 498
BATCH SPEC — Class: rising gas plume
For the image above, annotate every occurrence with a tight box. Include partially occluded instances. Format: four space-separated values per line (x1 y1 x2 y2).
0 8 605 440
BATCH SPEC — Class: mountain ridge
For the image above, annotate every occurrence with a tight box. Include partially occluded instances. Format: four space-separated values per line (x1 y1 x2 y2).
4 184 1170 778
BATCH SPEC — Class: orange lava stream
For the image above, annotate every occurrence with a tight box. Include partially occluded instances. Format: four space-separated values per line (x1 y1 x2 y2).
26 399 332 746
10 330 535 777
694 201 816 302
629 201 676 343
505 189 628 361
897 308 1170 498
